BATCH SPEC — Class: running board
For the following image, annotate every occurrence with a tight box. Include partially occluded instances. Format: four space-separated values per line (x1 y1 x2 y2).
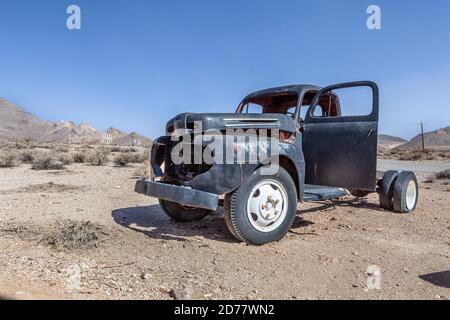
303 185 349 202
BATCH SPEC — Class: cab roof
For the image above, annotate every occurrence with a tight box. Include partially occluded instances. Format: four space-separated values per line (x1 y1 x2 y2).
243 84 322 100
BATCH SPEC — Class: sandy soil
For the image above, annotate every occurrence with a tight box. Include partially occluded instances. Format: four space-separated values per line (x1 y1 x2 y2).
0 161 449 300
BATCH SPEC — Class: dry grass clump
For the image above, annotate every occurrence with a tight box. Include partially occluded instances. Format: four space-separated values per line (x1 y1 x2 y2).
11 142 27 150
20 150 35 164
57 153 73 165
110 146 138 153
86 151 108 166
72 152 86 163
0 152 19 168
44 220 105 249
435 169 450 180
110 146 122 152
97 146 112 155
22 182 80 193
130 153 146 163
114 152 146 167
114 153 131 167
0 220 107 250
49 144 69 153
31 155 65 170
425 169 450 184
424 176 436 184
398 149 436 161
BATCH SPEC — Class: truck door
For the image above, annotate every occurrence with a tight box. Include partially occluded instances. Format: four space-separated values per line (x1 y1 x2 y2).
302 81 379 191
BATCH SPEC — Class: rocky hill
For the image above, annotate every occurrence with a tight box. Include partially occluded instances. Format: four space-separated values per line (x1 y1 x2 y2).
378 134 408 149
397 126 450 150
0 98 53 140
0 98 152 146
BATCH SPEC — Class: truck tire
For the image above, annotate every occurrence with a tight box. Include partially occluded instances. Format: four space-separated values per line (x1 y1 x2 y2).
379 170 399 210
223 195 243 241
393 171 419 213
159 200 211 222
224 167 297 245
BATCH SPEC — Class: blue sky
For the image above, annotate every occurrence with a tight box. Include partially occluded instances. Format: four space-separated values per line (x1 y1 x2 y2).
0 0 449 139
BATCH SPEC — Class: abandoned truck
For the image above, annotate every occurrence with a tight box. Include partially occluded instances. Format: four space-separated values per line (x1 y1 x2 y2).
135 81 419 245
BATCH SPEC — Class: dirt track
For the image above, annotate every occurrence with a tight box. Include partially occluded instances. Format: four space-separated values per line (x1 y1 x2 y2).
0 161 449 300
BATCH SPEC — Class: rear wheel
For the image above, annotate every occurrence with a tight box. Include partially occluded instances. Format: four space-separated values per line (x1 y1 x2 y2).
379 170 399 210
393 171 418 213
159 200 211 222
224 167 297 245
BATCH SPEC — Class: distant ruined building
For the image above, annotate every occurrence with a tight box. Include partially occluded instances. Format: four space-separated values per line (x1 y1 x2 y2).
132 138 141 146
103 132 113 145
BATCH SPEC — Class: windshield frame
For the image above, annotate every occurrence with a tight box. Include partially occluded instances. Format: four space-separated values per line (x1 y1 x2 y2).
236 91 300 119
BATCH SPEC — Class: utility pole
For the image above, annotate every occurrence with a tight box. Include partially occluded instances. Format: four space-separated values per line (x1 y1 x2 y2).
420 122 425 153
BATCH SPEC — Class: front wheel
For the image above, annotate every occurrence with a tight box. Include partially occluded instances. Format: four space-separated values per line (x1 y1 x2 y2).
159 200 211 222
224 167 297 245
393 171 419 213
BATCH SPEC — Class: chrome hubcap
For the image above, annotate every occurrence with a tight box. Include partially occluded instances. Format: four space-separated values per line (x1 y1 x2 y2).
246 180 288 232
405 180 417 210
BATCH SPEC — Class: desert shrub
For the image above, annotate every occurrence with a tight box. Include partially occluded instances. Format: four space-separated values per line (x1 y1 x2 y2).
424 176 436 184
72 152 86 163
13 142 27 150
133 165 147 178
44 220 104 249
52 145 69 153
20 151 35 164
435 169 450 180
86 151 108 166
58 153 73 165
396 149 436 161
110 146 121 152
399 151 421 161
133 162 151 179
438 152 450 160
121 147 138 153
114 152 146 166
130 153 146 163
97 146 112 155
31 155 65 170
114 153 131 167
0 152 19 168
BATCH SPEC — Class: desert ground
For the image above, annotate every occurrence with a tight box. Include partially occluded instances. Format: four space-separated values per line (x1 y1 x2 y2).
0 149 449 300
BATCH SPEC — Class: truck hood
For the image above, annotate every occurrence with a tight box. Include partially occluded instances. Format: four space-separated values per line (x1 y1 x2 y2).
166 113 296 134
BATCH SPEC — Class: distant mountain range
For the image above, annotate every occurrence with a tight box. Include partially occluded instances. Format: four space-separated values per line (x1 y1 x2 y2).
397 126 450 150
379 127 450 150
0 98 152 146
378 134 408 149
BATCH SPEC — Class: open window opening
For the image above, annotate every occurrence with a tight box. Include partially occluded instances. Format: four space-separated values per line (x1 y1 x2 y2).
238 92 299 118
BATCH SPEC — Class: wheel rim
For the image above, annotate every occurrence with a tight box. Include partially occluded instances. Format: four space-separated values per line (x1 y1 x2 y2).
405 179 417 210
246 179 288 233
